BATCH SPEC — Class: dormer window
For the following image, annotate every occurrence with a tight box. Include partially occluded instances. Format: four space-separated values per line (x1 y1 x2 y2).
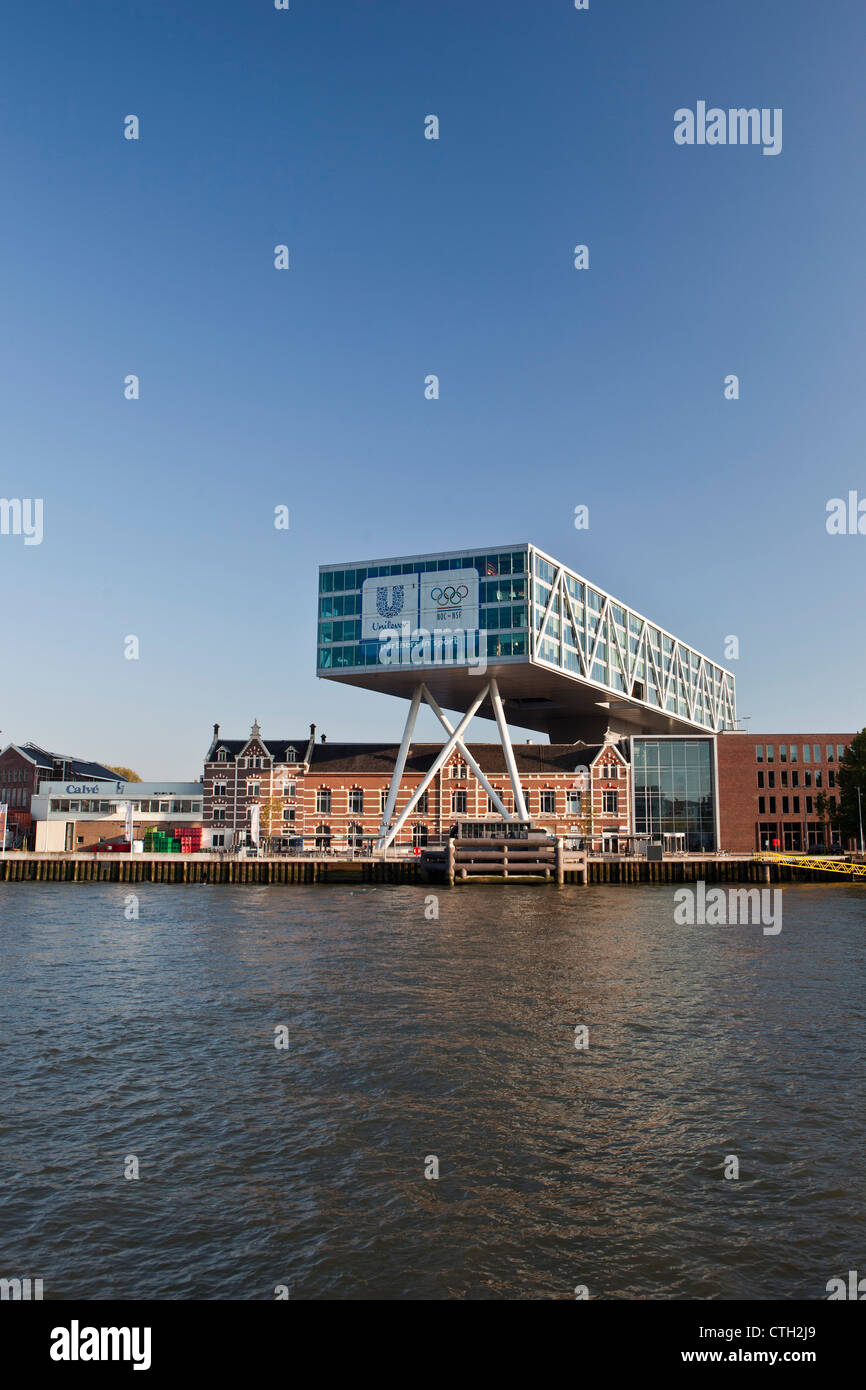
217 749 228 761
285 746 297 762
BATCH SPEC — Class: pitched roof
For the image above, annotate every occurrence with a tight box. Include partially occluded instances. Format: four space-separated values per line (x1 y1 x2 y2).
18 743 119 781
209 739 308 760
307 741 629 775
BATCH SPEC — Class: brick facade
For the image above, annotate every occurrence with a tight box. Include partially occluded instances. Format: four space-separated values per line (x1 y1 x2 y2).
203 722 632 852
716 731 856 853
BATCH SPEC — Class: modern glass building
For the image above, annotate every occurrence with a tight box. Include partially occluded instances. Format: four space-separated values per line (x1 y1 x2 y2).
317 544 736 742
631 737 719 852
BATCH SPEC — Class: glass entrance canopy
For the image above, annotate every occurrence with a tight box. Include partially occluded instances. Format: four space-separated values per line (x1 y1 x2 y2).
317 544 736 740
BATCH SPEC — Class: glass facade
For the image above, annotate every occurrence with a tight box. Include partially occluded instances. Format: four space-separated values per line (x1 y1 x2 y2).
531 551 736 733
316 544 737 736
317 547 530 671
632 738 717 852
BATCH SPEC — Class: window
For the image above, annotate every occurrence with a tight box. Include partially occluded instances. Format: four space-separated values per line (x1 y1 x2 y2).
603 791 617 814
347 822 364 849
349 788 364 814
782 797 789 814
283 782 296 798
285 747 297 762
766 746 774 762
828 770 836 789
791 771 799 788
780 745 787 763
803 746 811 763
316 789 331 814
213 808 226 822
487 796 499 814
412 823 428 848
756 745 764 763
827 746 834 762
769 797 776 813
790 746 798 763
212 833 225 847
214 783 226 797
315 824 331 850
380 790 389 813
804 769 812 787
812 745 820 762
837 744 846 761
793 797 800 813
450 764 468 779
806 796 814 814
758 797 766 814
768 771 775 788
567 790 582 815
781 771 788 787
247 782 260 798
282 807 295 821
815 770 823 788
217 749 228 761
452 790 467 814
757 771 764 788
540 791 556 815
416 790 428 814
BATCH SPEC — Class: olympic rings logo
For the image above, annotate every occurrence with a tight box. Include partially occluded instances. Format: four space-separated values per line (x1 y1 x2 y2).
430 584 469 607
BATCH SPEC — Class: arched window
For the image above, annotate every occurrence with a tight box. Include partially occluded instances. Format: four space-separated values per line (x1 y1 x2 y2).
315 824 331 850
412 823 428 847
347 821 364 849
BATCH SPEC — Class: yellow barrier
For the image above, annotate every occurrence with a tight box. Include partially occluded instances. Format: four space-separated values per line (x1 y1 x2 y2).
754 852 866 877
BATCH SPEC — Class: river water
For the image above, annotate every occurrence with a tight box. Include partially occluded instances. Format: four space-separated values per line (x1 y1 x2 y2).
1 881 863 1300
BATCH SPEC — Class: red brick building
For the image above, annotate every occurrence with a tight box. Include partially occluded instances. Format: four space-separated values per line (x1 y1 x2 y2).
202 721 632 853
716 731 856 852
0 741 118 848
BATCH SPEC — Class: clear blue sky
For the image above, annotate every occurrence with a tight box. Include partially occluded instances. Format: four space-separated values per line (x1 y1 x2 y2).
1 0 863 778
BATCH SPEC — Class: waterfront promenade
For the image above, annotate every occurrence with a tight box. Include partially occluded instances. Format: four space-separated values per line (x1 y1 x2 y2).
1 850 858 886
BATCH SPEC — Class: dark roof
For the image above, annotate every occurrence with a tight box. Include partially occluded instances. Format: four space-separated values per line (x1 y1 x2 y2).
209 739 308 759
19 743 119 781
307 741 629 775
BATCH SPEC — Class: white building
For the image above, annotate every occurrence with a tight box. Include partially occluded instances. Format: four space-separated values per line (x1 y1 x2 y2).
31 780 204 851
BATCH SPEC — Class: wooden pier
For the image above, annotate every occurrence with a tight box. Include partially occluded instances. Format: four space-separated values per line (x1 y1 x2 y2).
0 853 421 886
0 851 859 887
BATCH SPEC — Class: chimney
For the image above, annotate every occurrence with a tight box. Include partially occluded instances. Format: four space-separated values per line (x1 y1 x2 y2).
321 733 327 744
213 723 220 741
310 723 316 738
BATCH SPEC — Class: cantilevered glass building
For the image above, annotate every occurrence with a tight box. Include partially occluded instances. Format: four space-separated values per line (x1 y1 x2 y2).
317 543 736 742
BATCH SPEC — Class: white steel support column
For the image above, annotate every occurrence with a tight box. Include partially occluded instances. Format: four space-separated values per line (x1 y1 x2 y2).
420 685 513 821
489 678 530 821
377 683 423 845
377 683 491 851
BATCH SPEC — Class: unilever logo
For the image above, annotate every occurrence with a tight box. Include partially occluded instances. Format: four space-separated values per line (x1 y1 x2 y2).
376 585 405 620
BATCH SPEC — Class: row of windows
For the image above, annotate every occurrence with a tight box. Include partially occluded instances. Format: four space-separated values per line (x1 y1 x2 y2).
48 798 202 814
317 632 530 669
213 752 300 767
319 553 528 593
758 823 842 850
756 744 847 764
758 795 837 815
757 770 833 789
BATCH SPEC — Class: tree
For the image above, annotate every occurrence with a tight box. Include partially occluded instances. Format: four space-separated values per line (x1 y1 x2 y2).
257 795 284 850
109 766 142 782
828 731 866 848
